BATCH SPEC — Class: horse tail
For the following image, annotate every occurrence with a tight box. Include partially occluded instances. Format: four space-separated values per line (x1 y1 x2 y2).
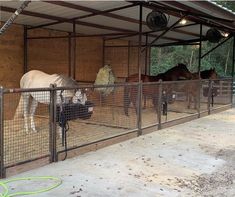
123 80 131 116
14 95 24 119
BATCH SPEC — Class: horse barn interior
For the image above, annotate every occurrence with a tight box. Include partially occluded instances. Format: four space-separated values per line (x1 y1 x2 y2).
0 1 235 178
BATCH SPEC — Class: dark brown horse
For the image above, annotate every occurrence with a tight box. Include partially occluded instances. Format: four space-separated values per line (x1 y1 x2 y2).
187 68 219 109
124 63 192 116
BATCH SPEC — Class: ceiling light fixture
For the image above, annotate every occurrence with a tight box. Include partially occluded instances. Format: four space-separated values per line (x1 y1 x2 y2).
179 19 187 25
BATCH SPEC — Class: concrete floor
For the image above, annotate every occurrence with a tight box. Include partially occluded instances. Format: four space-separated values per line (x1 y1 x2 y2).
1 108 235 197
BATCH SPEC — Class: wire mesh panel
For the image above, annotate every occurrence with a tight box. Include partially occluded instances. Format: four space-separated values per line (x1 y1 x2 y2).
211 78 233 109
56 84 138 153
141 82 160 128
161 80 198 123
200 80 210 113
3 90 50 168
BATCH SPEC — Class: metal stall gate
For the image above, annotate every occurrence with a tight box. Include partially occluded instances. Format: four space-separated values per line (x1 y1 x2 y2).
0 79 233 177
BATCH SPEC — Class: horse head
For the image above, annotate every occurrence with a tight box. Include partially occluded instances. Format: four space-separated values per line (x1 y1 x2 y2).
71 88 88 105
200 68 219 80
209 68 218 80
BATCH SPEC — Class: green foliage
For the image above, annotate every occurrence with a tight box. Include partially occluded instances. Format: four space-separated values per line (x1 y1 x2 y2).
214 1 235 12
150 38 233 77
150 1 234 77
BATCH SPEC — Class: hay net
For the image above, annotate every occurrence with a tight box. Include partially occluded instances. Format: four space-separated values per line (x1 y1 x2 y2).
94 64 115 95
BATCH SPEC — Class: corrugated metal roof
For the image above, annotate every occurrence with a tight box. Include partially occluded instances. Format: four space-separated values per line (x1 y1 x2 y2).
0 1 234 45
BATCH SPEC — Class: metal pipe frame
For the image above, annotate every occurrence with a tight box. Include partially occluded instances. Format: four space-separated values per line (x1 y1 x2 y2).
142 15 187 52
0 87 5 178
201 36 233 59
137 4 143 136
145 34 148 75
27 32 134 40
197 24 203 118
29 3 139 30
68 32 72 77
157 80 162 129
231 35 235 104
127 41 130 77
49 84 57 162
102 39 105 66
72 21 76 79
23 25 28 73
142 1 235 32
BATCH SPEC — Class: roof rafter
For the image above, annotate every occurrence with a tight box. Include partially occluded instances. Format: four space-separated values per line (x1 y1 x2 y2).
44 1 201 38
0 5 184 43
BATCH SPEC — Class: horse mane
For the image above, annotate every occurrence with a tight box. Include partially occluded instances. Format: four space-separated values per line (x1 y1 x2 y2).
55 74 79 87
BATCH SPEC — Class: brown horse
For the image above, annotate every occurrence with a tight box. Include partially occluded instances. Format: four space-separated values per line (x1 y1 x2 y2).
187 68 219 109
124 63 192 116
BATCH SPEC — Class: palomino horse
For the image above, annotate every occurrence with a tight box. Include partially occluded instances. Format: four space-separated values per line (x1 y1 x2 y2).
124 63 192 116
14 70 87 134
187 68 219 109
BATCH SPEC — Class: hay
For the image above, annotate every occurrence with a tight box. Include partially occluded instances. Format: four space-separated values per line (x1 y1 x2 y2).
94 65 115 96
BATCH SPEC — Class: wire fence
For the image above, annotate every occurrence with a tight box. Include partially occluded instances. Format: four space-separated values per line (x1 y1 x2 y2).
0 78 233 178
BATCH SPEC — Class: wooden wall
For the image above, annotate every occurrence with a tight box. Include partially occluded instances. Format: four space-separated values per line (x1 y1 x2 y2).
0 24 104 88
0 23 149 88
105 40 129 82
28 29 69 75
0 22 24 88
105 40 149 82
76 37 103 82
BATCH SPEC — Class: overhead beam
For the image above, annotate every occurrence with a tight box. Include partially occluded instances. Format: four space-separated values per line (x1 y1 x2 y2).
44 1 141 24
145 15 187 50
0 6 135 33
29 3 139 30
1 5 184 43
140 1 235 32
159 1 235 31
44 1 199 38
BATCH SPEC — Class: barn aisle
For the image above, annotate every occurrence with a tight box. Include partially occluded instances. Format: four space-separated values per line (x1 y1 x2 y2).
2 108 235 197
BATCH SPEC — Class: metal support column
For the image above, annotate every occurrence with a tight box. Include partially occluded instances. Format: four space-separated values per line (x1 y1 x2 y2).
197 24 202 117
72 21 76 79
137 4 143 136
23 26 28 73
145 34 148 75
102 39 105 66
68 32 72 77
231 35 235 104
143 34 148 109
207 80 212 114
127 41 130 77
0 87 5 178
157 80 162 130
49 84 57 162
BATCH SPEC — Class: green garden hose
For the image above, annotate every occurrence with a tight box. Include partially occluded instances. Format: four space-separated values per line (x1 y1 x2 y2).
0 176 62 197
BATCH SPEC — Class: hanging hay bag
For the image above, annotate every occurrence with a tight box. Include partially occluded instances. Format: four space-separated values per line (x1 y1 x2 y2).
94 65 115 96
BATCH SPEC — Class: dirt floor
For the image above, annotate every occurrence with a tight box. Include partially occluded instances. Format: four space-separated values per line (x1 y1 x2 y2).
3 101 227 167
2 108 235 197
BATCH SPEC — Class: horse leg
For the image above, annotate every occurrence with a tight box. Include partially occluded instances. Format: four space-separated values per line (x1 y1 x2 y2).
29 98 38 132
194 92 198 109
57 124 63 139
187 90 191 109
152 95 158 113
22 93 30 133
